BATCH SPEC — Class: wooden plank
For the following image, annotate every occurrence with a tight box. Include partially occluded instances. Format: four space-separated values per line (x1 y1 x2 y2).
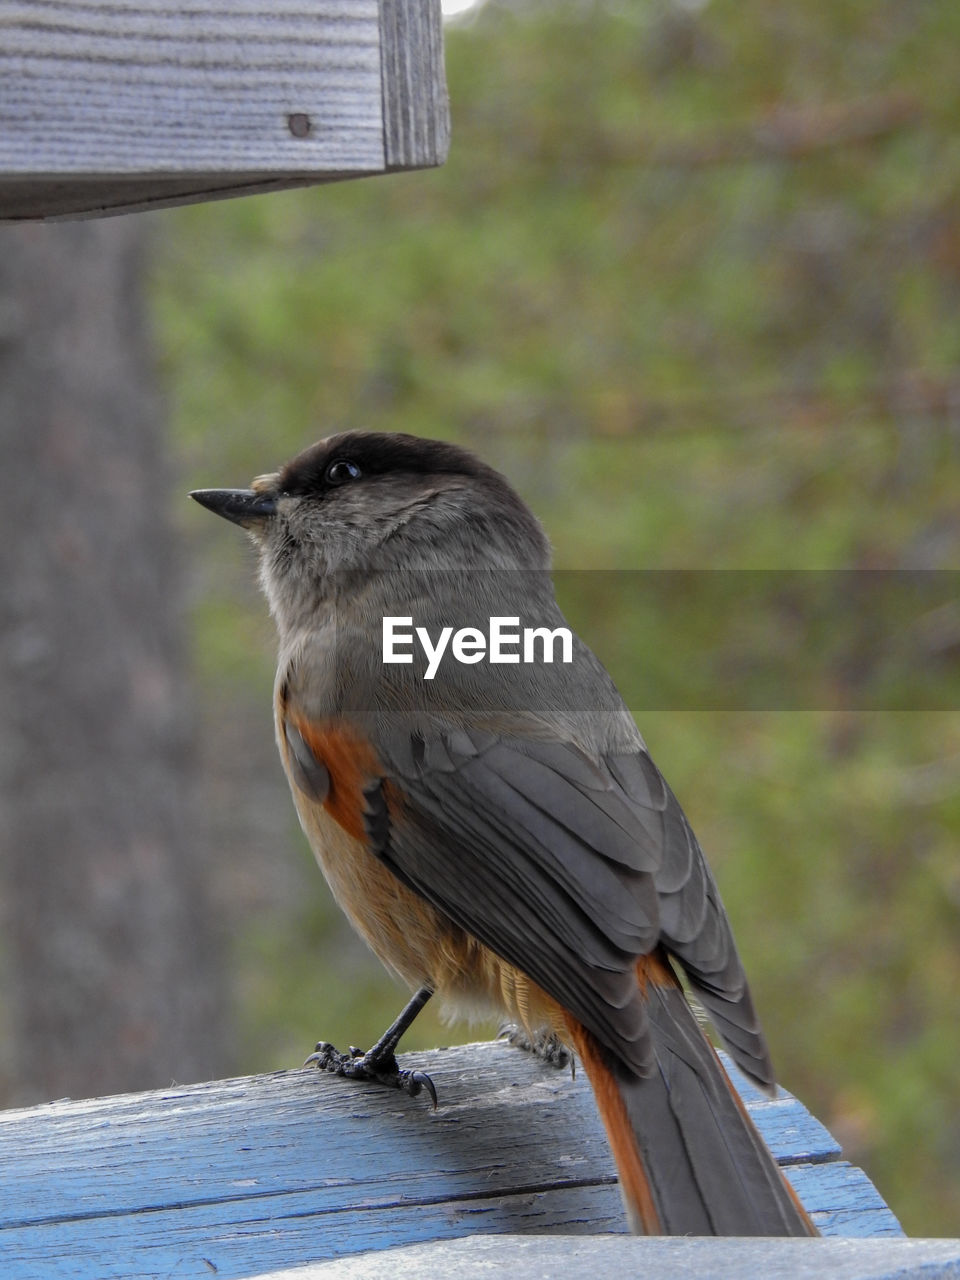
380 0 449 169
249 1235 960 1280
0 1040 903 1279
0 173 356 221
0 0 449 219
0 1184 629 1279
785 1163 905 1238
0 2 384 173
0 1043 843 1222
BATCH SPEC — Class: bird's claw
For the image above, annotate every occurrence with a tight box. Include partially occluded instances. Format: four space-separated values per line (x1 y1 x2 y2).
498 1023 574 1073
303 1040 341 1070
304 1040 438 1108
405 1068 438 1109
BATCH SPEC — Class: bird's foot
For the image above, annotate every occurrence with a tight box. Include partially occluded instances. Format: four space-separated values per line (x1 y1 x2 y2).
304 1041 438 1108
498 1023 573 1072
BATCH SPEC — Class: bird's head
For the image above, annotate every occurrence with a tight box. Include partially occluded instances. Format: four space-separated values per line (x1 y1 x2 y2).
191 431 551 634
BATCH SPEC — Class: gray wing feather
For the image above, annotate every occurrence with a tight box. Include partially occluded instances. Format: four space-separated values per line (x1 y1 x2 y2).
374 729 773 1085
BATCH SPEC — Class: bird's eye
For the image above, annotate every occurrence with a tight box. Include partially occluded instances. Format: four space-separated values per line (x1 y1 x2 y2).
324 459 362 486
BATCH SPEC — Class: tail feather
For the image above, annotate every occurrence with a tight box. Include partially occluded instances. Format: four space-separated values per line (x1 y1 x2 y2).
565 965 817 1236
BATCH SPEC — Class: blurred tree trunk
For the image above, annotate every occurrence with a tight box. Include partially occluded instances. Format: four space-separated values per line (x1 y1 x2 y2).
0 220 228 1103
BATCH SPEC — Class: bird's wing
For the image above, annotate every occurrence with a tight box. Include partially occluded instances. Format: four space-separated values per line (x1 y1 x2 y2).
344 723 775 1084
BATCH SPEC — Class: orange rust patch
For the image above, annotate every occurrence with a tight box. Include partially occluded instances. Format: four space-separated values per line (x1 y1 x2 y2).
636 949 680 997
285 714 381 843
380 777 407 818
563 1013 661 1235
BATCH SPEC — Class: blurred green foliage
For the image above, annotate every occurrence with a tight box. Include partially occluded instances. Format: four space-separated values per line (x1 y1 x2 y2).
155 0 960 1236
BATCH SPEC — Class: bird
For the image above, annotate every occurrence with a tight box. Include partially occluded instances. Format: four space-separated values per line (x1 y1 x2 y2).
191 430 815 1237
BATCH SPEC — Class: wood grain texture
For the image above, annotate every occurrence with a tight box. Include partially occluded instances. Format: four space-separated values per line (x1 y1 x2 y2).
256 1235 960 1280
0 1041 902 1279
380 0 450 169
0 1 385 173
0 0 449 218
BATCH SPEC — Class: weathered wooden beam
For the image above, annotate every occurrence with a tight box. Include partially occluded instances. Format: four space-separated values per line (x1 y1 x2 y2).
258 1235 960 1280
0 1040 902 1279
0 0 449 221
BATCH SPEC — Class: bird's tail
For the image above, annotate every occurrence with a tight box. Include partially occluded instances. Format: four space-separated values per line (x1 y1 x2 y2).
565 962 818 1236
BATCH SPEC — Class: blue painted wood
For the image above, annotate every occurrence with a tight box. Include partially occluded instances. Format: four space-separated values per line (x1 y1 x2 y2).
0 1040 903 1279
785 1162 905 1237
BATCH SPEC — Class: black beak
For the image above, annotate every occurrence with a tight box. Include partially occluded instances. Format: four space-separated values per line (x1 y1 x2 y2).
190 488 277 530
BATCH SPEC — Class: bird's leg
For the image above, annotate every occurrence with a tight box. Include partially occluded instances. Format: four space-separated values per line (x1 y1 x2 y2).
305 986 438 1107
